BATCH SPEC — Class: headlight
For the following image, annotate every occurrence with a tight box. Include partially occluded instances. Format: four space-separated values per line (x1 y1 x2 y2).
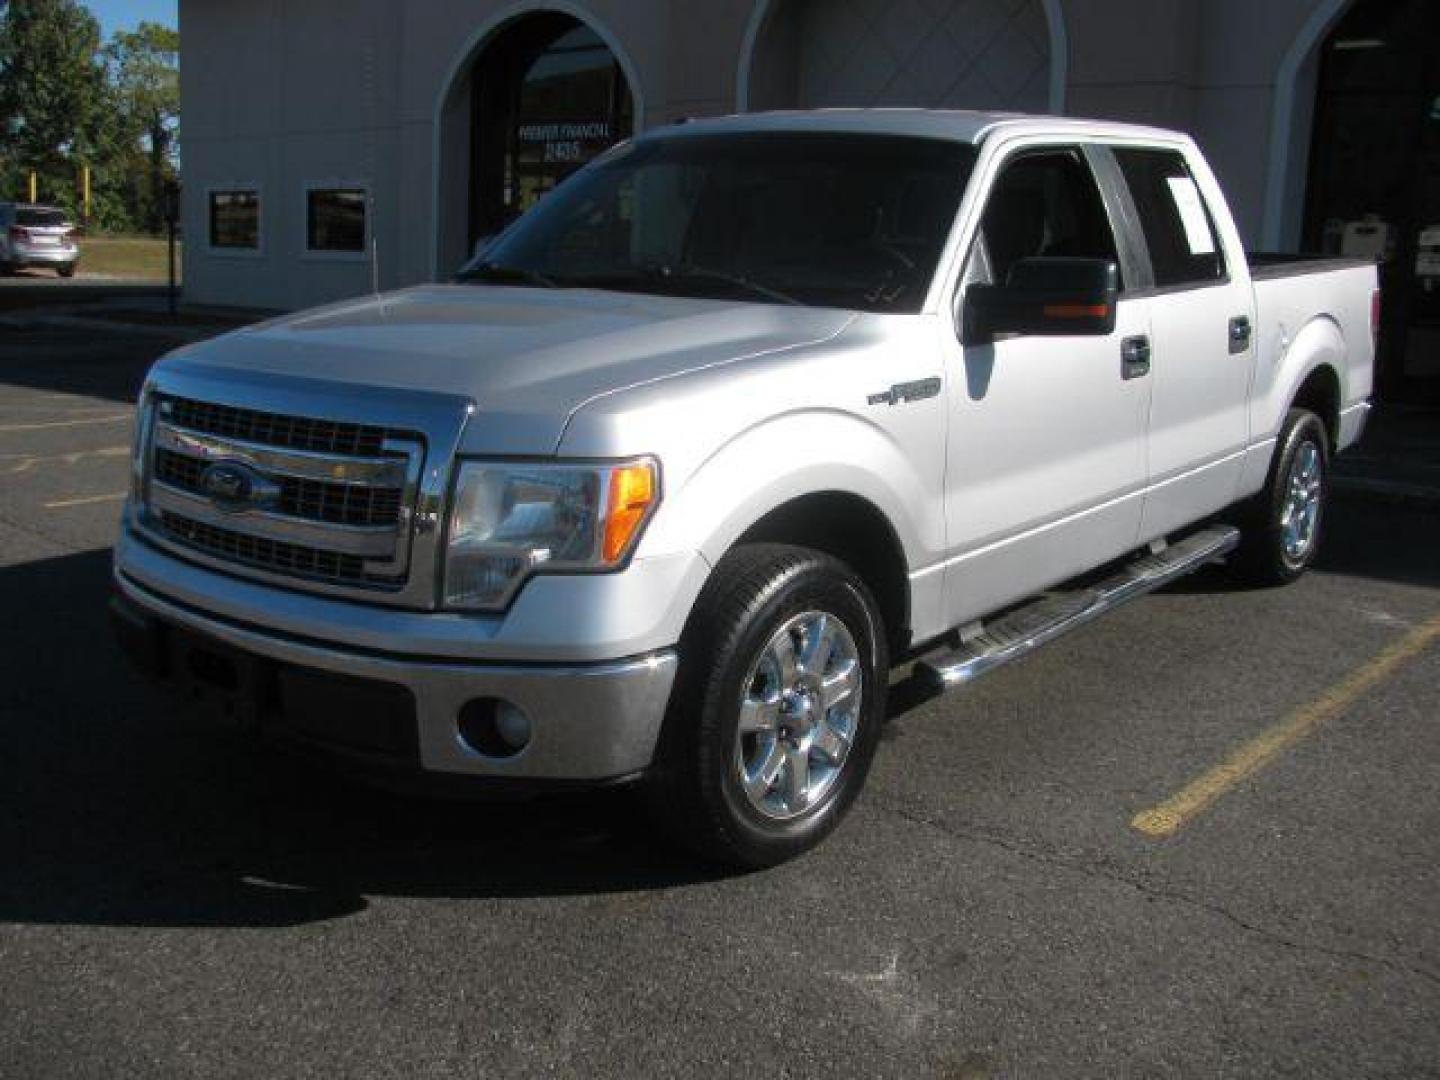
443 458 659 610
129 382 157 505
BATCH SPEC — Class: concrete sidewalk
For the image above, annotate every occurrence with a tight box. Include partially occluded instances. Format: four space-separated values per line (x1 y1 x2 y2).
0 291 270 343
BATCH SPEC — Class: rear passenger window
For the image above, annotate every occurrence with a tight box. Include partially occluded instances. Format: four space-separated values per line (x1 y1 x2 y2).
1113 149 1225 287
976 149 1120 288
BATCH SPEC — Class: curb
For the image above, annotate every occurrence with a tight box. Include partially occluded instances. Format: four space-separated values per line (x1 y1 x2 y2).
1331 474 1440 511
0 312 232 343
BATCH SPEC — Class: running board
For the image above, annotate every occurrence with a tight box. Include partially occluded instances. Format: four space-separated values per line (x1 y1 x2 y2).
916 525 1240 691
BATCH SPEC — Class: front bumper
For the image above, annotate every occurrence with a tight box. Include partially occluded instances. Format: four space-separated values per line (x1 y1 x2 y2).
112 569 679 785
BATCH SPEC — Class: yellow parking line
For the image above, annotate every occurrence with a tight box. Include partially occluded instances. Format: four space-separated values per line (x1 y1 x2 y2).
1132 612 1440 839
1 445 130 473
0 414 131 433
0 405 124 413
44 491 128 509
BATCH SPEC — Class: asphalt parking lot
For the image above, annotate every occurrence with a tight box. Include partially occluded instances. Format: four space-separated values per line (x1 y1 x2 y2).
1 309 1438 1078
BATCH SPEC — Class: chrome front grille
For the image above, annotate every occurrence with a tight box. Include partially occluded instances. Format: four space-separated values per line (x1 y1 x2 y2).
141 394 426 594
163 395 405 457
154 447 403 527
160 511 374 585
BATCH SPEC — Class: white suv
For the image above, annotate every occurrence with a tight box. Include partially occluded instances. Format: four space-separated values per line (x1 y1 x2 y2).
0 203 80 278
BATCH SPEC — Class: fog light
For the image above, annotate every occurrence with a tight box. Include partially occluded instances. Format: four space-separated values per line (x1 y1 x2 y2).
457 697 532 758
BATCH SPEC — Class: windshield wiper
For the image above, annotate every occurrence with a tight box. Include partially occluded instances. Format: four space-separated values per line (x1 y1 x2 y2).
649 263 804 307
457 261 563 289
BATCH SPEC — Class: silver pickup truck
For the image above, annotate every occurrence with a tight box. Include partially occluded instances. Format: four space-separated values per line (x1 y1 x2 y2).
112 111 1377 866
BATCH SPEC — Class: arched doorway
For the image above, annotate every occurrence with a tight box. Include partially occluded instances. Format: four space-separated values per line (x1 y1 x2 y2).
431 9 638 275
468 13 634 249
742 0 1054 115
1302 0 1440 402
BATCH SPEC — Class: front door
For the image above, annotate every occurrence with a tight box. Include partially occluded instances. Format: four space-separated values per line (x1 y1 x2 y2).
941 146 1153 628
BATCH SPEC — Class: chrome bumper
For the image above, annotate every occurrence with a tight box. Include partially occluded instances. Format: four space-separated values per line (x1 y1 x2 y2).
113 569 678 782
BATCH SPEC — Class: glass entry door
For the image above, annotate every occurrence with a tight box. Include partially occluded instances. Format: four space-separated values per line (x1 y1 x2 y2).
470 15 634 249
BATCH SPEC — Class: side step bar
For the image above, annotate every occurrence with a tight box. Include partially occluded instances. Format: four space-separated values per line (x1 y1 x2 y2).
916 525 1240 691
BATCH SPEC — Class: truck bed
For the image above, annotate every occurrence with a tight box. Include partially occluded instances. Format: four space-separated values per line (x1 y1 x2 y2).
1246 252 1374 281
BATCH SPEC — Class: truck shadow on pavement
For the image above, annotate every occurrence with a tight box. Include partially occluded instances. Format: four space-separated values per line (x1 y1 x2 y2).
1160 495 1440 596
0 549 727 931
0 328 161 405
3 495 1434 930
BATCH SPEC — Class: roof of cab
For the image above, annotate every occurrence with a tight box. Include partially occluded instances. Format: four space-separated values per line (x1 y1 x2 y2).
639 109 1188 147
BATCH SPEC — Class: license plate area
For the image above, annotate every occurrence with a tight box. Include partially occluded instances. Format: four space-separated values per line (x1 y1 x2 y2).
169 626 276 726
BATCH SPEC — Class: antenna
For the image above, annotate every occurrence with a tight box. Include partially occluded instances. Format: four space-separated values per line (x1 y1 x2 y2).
370 190 380 297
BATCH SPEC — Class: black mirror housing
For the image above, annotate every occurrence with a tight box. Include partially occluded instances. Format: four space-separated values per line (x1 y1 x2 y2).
964 257 1119 343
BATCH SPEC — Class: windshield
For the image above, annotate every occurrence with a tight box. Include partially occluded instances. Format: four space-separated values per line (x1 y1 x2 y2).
16 207 70 228
459 132 977 313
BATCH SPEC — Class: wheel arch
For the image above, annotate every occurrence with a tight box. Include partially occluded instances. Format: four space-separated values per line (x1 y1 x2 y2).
731 490 912 655
1289 362 1342 451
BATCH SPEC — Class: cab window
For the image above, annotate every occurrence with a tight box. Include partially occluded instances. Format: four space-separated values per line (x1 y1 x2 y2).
1113 148 1225 287
971 149 1121 287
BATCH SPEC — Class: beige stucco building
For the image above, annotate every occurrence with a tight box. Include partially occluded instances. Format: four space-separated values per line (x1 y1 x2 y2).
179 0 1437 397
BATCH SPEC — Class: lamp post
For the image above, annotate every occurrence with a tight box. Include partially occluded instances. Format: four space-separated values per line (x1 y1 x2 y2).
164 180 180 316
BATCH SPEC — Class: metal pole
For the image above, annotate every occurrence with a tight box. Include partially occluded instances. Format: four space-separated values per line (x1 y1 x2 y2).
167 216 177 316
165 181 179 316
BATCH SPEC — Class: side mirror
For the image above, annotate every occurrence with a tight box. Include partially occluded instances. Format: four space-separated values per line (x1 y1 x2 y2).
963 257 1119 343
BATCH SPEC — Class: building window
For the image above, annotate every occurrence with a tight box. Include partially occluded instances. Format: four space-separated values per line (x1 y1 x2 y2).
306 187 368 254
208 189 260 251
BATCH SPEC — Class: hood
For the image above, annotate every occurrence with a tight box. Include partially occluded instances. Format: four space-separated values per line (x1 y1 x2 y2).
165 284 854 454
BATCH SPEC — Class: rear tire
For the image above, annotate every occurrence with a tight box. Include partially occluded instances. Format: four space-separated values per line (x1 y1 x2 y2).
57 263 77 279
646 543 888 868
1235 408 1329 585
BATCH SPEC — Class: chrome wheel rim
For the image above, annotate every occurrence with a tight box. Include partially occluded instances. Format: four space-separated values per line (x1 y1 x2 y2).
1280 439 1323 562
734 610 863 821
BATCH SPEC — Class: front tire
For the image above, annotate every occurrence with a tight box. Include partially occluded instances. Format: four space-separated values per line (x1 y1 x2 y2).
1236 408 1329 585
57 263 77 279
647 544 888 868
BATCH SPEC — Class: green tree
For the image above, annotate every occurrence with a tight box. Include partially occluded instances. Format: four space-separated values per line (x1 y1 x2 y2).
0 0 109 210
107 20 177 233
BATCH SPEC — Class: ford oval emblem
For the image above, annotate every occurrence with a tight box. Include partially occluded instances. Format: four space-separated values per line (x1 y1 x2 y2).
200 461 273 511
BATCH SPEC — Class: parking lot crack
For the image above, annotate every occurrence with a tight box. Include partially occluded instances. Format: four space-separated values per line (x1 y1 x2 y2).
872 796 1440 990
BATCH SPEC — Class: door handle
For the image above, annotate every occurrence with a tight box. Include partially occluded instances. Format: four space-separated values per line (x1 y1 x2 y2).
1228 315 1252 354
1121 335 1151 380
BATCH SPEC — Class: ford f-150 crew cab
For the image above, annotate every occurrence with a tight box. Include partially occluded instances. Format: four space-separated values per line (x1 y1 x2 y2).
111 111 1378 866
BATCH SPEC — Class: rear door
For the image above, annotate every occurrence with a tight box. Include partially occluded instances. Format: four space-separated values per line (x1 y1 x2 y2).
1106 146 1254 540
939 144 1154 627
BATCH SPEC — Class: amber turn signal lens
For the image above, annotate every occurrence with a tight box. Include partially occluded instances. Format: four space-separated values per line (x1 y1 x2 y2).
602 462 657 563
1042 303 1110 318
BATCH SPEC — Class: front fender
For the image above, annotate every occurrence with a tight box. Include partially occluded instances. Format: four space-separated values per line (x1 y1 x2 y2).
639 408 941 574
